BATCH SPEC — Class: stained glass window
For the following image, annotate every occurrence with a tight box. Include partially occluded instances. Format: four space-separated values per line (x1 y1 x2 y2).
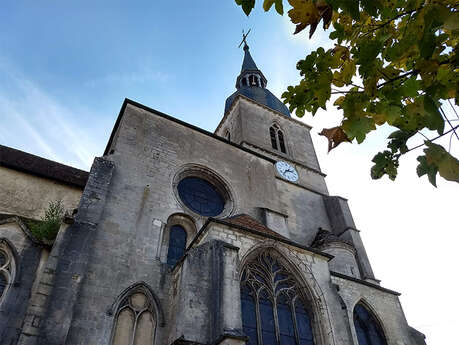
353 303 387 345
241 252 315 345
166 225 187 267
177 177 225 217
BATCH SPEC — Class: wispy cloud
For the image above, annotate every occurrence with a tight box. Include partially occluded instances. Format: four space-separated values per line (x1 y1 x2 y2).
0 58 101 170
84 69 170 88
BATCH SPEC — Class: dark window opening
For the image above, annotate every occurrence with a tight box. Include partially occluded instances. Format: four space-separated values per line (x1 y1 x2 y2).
270 127 278 150
353 304 388 345
278 131 286 153
270 125 287 154
166 225 187 267
242 78 248 87
177 177 225 217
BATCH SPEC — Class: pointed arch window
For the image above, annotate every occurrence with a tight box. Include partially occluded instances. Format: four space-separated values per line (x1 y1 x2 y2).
111 286 157 345
269 124 286 154
353 303 387 345
166 225 187 267
0 240 16 305
241 252 315 345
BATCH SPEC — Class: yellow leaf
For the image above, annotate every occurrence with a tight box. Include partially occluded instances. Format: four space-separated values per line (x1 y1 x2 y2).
288 0 320 34
333 96 345 106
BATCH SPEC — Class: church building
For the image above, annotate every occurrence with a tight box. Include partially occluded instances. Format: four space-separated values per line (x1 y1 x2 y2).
0 42 426 345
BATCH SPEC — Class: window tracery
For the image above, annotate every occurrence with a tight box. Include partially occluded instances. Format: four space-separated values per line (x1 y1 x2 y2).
241 251 315 345
111 289 156 345
269 124 286 154
0 240 15 305
353 303 387 345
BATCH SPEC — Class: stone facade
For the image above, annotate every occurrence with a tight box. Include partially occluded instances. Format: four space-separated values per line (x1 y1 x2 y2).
0 46 426 345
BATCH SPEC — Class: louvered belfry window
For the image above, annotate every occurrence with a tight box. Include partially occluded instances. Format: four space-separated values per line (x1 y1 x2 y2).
353 303 388 345
269 125 286 154
241 252 315 345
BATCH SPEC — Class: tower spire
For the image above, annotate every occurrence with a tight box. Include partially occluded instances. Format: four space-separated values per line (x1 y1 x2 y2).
236 31 267 89
224 33 291 117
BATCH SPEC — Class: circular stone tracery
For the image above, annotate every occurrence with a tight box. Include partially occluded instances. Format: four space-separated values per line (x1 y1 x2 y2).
177 177 225 217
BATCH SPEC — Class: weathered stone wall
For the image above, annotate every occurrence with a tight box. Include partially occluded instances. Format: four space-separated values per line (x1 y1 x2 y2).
0 166 83 220
234 97 321 172
332 274 418 345
0 220 43 345
27 100 420 345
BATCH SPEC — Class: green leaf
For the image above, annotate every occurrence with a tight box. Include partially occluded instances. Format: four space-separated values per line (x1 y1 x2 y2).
417 155 438 187
274 0 284 15
419 32 436 59
423 96 445 134
387 130 415 154
263 0 275 11
403 77 420 98
235 0 255 16
424 142 459 183
443 12 459 31
371 151 399 180
342 116 376 143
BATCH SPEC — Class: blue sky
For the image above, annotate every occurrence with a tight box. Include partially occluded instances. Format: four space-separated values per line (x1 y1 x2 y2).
0 1 322 168
1 2 457 344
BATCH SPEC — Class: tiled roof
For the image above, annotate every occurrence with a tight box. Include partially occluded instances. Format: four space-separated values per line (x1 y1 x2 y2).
222 214 288 240
0 144 89 188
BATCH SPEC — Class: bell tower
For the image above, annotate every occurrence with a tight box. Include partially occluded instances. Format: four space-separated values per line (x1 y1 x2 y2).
215 41 324 184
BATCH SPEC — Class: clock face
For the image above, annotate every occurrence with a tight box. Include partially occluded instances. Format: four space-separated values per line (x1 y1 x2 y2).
275 161 299 182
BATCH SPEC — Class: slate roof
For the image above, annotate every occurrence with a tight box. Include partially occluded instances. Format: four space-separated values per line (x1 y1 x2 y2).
241 44 259 72
225 44 291 117
0 144 89 188
222 214 288 240
225 87 291 117
311 228 354 248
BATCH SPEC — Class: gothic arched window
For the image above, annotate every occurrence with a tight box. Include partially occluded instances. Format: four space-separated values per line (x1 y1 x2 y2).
111 286 157 345
0 240 15 305
353 303 387 345
166 225 187 267
241 252 315 345
269 125 286 154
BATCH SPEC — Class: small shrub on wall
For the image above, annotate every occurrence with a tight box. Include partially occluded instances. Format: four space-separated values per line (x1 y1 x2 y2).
27 200 64 241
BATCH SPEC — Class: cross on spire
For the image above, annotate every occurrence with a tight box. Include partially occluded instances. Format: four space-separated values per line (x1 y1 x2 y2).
238 29 251 49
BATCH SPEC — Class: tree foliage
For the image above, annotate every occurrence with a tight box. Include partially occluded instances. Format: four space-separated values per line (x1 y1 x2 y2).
235 0 459 186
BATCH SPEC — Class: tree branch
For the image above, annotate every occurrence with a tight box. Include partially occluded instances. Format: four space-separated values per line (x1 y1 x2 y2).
406 125 459 154
362 8 420 37
377 70 417 88
440 106 459 141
